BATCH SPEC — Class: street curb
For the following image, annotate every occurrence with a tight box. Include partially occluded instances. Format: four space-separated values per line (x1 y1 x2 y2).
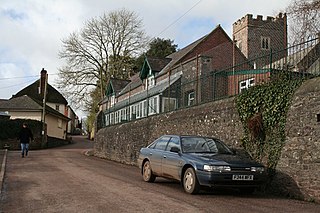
0 149 8 194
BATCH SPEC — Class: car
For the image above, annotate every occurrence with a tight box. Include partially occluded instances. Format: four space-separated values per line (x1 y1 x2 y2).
138 135 267 194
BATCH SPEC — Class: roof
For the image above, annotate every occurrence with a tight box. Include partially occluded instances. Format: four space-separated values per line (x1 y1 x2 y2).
159 25 230 75
0 95 70 121
140 57 172 80
106 78 131 96
12 80 68 105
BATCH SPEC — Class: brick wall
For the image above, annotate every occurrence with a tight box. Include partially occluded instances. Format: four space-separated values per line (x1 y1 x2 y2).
94 77 320 202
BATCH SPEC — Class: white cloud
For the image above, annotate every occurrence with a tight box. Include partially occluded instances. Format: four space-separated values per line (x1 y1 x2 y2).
0 0 292 117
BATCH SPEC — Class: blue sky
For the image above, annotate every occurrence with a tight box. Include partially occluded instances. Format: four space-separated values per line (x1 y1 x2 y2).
0 0 291 117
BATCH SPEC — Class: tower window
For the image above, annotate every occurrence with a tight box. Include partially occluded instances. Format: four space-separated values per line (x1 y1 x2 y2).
261 37 270 50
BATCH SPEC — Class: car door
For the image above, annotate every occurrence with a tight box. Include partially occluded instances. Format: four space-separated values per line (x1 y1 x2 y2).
148 136 170 176
162 136 183 180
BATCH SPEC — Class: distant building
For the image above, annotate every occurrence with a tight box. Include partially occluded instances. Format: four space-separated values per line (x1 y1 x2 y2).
0 69 77 140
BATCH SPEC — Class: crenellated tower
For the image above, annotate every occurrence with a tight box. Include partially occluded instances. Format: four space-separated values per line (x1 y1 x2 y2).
233 13 287 68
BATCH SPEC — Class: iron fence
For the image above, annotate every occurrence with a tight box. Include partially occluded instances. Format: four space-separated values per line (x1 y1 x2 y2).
99 37 319 128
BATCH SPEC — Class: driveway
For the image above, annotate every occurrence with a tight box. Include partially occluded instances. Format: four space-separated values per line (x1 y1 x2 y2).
0 136 319 213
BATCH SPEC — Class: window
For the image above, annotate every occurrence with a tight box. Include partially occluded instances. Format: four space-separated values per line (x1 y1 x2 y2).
154 136 171 151
149 96 158 115
110 113 114 124
137 103 141 118
146 75 155 89
58 118 62 128
130 105 136 120
120 109 126 121
188 91 195 106
142 101 147 117
115 111 119 124
239 78 255 93
166 137 180 151
55 105 60 111
110 95 115 107
261 37 270 50
162 97 177 112
106 114 110 126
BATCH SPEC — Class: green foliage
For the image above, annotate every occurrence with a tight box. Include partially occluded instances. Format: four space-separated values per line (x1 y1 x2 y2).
146 38 177 57
0 119 42 140
236 71 303 174
134 37 177 71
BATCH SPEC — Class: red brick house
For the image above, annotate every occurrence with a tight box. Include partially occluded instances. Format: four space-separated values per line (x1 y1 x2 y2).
100 25 247 126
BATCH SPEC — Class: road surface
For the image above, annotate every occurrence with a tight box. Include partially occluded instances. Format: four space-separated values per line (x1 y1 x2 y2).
0 136 319 212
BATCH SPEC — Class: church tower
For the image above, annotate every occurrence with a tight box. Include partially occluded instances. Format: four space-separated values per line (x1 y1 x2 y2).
233 13 287 68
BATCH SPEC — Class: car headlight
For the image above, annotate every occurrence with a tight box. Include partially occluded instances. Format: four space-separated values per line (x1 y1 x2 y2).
204 165 231 172
251 167 265 172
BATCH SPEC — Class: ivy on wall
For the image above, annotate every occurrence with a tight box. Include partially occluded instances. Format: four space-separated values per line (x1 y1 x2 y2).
236 72 303 175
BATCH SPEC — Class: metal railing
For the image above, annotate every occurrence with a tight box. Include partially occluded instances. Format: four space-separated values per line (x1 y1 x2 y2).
99 37 319 128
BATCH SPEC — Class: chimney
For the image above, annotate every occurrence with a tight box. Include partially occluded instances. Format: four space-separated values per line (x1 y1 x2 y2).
39 68 47 97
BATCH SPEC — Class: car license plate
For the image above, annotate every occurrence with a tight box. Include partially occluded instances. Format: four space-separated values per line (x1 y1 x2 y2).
232 175 253 181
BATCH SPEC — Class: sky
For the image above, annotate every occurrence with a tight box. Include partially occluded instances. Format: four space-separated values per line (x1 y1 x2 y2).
0 0 292 118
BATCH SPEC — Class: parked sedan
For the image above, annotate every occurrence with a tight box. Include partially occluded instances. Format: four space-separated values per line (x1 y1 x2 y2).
138 135 267 194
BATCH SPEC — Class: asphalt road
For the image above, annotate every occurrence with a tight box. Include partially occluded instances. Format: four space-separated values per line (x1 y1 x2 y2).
0 136 319 213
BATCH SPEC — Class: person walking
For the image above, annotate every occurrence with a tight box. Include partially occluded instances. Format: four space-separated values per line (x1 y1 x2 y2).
18 123 33 158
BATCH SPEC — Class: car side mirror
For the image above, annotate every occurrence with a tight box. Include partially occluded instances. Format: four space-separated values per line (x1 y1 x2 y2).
170 146 180 153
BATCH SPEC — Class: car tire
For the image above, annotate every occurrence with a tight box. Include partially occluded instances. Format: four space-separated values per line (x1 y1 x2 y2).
142 161 156 182
183 167 200 194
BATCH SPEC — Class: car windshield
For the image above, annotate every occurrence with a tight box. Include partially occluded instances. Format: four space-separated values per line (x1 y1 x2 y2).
181 137 233 154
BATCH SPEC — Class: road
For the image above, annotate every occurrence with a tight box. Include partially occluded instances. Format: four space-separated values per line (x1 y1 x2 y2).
0 136 319 213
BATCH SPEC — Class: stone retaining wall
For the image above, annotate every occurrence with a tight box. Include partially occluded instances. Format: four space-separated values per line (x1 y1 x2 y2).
94 77 320 202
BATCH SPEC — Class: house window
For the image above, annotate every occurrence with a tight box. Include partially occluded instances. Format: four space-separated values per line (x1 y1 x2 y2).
149 96 158 115
120 109 126 122
110 113 114 124
106 114 110 126
142 101 147 117
239 78 255 93
130 105 136 120
137 103 141 118
146 75 155 89
58 118 62 128
261 37 270 50
187 91 195 106
115 111 119 124
110 95 115 107
162 97 177 112
56 105 60 111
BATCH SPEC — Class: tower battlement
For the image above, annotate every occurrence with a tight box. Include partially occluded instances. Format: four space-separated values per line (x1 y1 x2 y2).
233 13 286 32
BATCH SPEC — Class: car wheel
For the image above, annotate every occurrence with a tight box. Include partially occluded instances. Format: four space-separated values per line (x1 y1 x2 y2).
142 161 156 182
183 167 200 194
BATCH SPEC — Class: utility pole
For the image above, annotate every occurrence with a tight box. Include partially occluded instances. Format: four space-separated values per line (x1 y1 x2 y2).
41 68 48 146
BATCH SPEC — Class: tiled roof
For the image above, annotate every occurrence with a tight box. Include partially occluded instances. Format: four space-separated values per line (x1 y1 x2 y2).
12 80 68 105
118 73 143 96
147 57 172 72
0 95 70 120
110 78 131 95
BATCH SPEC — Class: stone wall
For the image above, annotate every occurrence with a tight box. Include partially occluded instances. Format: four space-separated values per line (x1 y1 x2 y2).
276 77 320 202
94 98 243 165
94 77 320 202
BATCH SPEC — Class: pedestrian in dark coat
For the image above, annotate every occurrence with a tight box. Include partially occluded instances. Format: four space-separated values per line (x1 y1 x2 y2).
18 123 33 157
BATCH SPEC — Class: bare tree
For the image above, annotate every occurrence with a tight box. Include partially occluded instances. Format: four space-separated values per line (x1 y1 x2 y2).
57 8 148 110
286 0 320 44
